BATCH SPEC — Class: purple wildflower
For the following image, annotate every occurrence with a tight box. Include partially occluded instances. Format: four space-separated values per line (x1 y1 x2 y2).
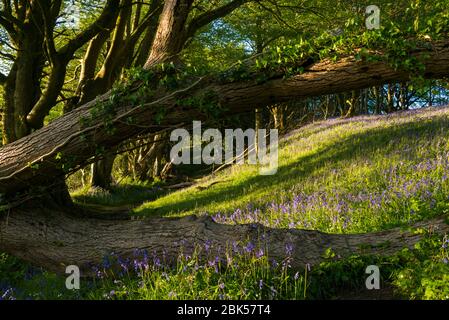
0 288 15 301
102 256 111 270
205 240 212 253
244 242 255 253
285 243 294 256
153 257 162 267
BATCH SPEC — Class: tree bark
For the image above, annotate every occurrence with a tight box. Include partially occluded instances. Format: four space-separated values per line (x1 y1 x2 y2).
90 151 116 189
0 206 447 274
134 0 164 67
144 0 194 68
387 84 395 113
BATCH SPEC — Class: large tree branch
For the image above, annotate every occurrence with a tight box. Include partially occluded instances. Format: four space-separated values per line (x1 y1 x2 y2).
1 40 449 194
37 0 61 64
75 31 112 100
0 206 448 274
143 0 250 67
0 12 17 39
76 0 161 106
94 0 133 87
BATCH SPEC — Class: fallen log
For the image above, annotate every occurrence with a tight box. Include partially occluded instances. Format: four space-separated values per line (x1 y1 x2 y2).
1 206 447 274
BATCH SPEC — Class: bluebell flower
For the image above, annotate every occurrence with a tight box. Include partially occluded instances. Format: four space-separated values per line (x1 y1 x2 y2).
244 242 255 253
205 240 212 253
102 256 111 270
133 259 141 272
153 257 162 267
285 243 294 256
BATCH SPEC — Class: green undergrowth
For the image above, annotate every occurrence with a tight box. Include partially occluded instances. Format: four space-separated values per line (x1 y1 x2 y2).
1 232 448 300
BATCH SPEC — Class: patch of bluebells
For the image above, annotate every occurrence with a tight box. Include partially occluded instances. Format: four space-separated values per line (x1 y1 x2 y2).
87 239 308 300
212 157 449 232
0 287 16 300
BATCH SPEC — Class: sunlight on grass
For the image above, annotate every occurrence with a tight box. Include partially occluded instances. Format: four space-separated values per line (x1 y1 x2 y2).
135 107 449 234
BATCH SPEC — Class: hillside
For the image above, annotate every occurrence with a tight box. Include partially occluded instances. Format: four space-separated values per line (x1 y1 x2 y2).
135 106 449 235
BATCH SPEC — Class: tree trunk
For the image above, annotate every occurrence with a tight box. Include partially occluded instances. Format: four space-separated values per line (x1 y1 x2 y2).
344 90 360 118
90 151 116 190
80 0 193 189
2 64 18 144
1 41 449 195
1 206 447 274
134 0 164 67
271 105 286 132
144 0 194 68
255 108 264 152
399 82 408 110
429 80 434 107
133 134 166 182
373 86 381 114
387 85 393 112
2 23 45 143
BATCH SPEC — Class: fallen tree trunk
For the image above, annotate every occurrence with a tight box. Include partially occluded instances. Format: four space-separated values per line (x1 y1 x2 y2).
0 206 447 274
1 41 449 195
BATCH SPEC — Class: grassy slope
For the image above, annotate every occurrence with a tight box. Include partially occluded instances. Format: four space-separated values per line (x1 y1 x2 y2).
2 107 449 300
135 107 449 235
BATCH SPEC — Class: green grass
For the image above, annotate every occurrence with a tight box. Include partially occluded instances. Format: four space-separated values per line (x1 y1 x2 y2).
71 179 166 208
135 107 449 235
2 107 449 300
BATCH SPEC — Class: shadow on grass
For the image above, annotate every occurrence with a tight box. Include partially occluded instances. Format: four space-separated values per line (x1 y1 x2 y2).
137 114 449 217
73 183 168 208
